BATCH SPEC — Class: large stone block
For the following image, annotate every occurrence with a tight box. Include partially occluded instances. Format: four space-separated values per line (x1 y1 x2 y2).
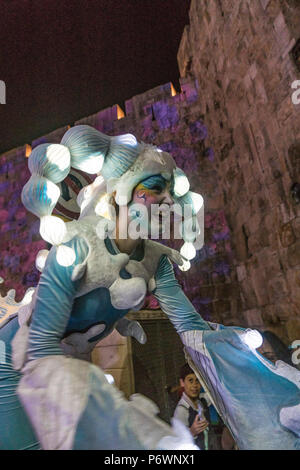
287 239 300 267
240 278 258 309
279 222 296 247
292 217 300 237
250 267 270 306
285 318 300 343
243 308 264 327
267 275 289 302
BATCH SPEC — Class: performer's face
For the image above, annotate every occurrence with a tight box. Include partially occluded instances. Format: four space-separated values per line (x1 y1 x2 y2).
130 175 174 237
180 373 201 400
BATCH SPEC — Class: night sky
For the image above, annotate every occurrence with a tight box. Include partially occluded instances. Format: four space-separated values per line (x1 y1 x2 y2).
0 0 191 154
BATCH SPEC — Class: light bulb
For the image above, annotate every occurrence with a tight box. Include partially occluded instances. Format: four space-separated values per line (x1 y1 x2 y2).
45 179 61 202
105 374 115 385
56 245 76 267
21 288 35 305
242 329 263 349
82 155 104 174
35 249 49 272
180 242 196 260
190 192 204 214
46 144 70 172
174 174 190 197
93 175 105 187
178 260 191 272
114 133 137 147
95 194 110 217
40 215 66 245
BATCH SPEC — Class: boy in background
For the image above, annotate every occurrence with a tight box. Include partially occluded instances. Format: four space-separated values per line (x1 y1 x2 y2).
174 363 225 450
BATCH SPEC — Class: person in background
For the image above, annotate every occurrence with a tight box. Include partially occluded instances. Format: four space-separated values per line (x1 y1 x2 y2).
174 363 232 450
173 363 209 449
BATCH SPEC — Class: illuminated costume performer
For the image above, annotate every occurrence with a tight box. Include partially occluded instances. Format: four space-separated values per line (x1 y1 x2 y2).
0 125 201 450
0 125 299 450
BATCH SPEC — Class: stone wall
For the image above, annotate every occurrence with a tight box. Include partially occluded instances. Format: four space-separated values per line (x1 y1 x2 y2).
177 0 300 345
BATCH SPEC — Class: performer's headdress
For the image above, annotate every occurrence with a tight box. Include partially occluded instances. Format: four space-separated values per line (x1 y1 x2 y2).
22 125 204 270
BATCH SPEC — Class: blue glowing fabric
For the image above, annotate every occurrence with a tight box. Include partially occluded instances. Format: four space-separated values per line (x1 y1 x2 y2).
154 256 300 450
0 239 174 450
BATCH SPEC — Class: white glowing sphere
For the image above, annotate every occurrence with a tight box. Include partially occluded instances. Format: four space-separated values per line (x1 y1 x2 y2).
35 249 49 272
174 174 190 197
116 133 137 147
46 144 71 172
105 374 115 385
178 259 191 272
180 242 196 261
95 194 110 217
56 245 76 267
83 155 104 174
190 192 204 214
243 329 263 349
21 288 35 305
93 175 105 187
45 178 61 202
40 215 67 245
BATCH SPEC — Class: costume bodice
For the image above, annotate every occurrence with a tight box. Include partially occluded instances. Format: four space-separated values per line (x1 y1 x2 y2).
63 215 183 311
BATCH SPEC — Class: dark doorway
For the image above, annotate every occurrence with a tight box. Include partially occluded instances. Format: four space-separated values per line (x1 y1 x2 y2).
131 319 186 423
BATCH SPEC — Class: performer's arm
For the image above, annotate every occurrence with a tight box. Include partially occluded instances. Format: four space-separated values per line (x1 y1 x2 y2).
27 236 89 361
153 255 211 334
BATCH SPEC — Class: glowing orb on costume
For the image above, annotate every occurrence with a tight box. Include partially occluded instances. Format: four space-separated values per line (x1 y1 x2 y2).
178 260 191 272
40 215 67 245
243 329 263 349
190 192 204 214
35 249 49 272
173 169 190 197
180 242 196 261
105 374 115 385
44 178 61 202
21 288 35 305
81 155 104 174
56 245 76 267
46 144 71 173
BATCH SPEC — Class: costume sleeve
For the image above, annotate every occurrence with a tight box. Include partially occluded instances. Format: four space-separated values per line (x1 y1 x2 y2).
153 255 210 334
154 259 300 451
27 236 89 361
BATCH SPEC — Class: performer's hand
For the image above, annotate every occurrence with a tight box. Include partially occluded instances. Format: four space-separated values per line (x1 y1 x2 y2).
190 415 209 436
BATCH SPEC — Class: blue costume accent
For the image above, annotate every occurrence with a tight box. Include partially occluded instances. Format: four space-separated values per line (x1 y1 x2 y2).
0 240 183 449
1 122 299 449
0 317 40 450
1 239 300 449
154 256 300 450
